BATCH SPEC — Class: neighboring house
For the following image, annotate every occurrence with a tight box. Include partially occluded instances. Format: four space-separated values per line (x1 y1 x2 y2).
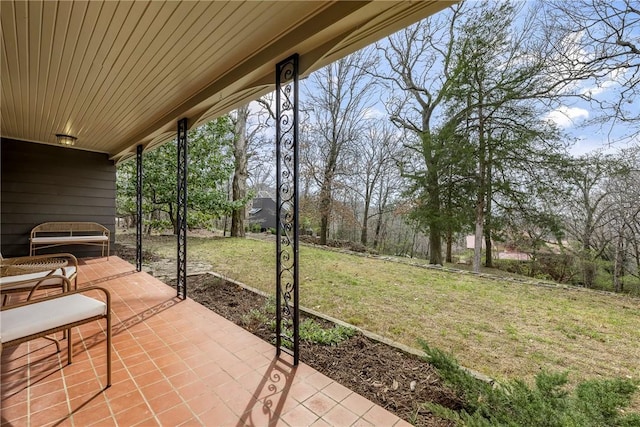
248 198 277 231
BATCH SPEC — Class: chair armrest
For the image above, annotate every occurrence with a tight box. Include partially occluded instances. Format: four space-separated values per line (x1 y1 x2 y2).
0 285 110 311
2 253 78 268
0 275 72 301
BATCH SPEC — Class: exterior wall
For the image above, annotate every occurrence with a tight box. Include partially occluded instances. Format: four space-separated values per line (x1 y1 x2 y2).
1 138 116 258
249 197 277 231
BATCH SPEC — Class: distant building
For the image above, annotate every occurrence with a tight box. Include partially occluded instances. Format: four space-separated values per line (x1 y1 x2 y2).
248 198 277 231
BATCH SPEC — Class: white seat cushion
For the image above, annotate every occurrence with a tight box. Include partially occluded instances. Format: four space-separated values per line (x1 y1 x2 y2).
0 267 76 288
0 294 106 343
31 236 108 243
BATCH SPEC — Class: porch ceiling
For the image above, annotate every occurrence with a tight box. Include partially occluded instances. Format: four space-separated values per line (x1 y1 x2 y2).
1 1 454 163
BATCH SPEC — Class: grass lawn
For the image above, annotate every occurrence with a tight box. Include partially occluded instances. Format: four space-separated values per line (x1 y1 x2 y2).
120 233 640 390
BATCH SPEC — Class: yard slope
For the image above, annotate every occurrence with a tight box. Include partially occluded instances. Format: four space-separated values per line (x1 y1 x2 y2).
124 234 640 387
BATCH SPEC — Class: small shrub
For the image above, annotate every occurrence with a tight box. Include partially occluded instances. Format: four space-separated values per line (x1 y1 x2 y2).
494 259 529 276
240 308 270 329
419 340 640 426
533 253 576 283
249 297 355 348
279 318 356 348
299 318 356 346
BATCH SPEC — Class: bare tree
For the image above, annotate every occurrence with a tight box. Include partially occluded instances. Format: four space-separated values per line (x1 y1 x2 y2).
301 49 377 245
230 101 274 236
546 0 640 139
371 6 465 265
230 104 250 237
344 120 403 246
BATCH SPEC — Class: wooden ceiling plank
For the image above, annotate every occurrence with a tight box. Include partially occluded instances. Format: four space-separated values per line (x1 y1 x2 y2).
91 1 235 138
34 0 59 141
27 1 43 138
87 1 203 143
71 1 124 138
104 2 282 143
82 1 168 146
0 1 20 137
39 1 72 144
53 1 104 146
71 1 119 140
12 1 29 137
72 1 144 132
50 1 90 142
89 0 183 136
1 39 19 136
96 2 248 142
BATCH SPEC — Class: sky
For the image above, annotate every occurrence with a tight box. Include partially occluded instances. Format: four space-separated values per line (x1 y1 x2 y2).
247 1 639 159
544 68 639 156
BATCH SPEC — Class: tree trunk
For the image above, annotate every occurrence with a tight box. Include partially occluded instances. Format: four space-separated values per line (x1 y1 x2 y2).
373 215 382 249
484 221 493 268
319 183 331 245
169 203 178 236
473 202 484 273
445 228 453 263
484 145 493 268
361 196 371 246
613 229 625 293
231 104 249 237
473 81 486 274
319 160 336 245
424 134 442 265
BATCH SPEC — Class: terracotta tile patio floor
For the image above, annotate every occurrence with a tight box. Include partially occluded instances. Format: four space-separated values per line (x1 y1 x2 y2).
1 256 410 427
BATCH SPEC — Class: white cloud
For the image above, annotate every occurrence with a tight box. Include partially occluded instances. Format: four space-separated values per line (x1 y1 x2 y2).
363 107 385 119
545 106 589 128
579 68 627 98
570 135 620 156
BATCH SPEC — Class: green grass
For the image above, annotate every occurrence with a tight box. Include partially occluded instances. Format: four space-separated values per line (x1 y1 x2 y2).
119 234 640 394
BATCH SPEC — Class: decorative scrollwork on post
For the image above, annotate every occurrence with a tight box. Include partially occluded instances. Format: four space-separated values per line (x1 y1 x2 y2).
136 144 143 272
275 54 300 365
177 118 188 300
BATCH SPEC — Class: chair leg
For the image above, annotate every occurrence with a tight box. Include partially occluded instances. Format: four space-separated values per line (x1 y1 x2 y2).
67 328 73 364
42 335 61 352
106 314 112 388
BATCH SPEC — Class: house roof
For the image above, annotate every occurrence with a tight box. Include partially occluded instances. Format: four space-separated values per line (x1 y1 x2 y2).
1 1 453 163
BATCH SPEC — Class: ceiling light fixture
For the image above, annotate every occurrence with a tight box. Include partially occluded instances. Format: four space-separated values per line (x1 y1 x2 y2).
56 133 77 146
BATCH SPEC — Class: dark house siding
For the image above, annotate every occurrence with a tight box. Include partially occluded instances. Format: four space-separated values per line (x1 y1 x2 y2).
1 138 116 258
249 198 277 231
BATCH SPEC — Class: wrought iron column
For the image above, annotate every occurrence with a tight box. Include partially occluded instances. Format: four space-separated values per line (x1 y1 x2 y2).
136 144 143 272
275 54 300 365
176 118 188 300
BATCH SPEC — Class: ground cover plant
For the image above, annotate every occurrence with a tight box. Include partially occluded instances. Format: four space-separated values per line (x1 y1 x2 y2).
119 234 640 391
421 342 640 426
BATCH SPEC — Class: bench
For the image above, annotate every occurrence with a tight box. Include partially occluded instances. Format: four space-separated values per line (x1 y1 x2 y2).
30 222 110 258
0 286 112 388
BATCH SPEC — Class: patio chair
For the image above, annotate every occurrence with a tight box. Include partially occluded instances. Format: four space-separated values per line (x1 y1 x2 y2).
0 253 78 305
0 286 112 388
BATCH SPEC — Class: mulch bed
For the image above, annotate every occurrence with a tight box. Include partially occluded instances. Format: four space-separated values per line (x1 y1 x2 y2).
176 274 461 426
